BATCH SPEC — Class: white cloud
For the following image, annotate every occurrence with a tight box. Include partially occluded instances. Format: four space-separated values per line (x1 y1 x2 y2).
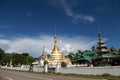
0 39 10 44
49 0 95 24
83 16 95 23
0 39 10 51
0 34 97 57
73 15 95 24
60 0 74 17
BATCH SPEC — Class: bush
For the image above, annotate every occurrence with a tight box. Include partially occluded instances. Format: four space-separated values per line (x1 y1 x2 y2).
44 61 48 66
102 73 111 77
61 62 67 67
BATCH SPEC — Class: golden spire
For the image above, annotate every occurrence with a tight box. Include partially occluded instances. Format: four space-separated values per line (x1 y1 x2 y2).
52 34 59 53
42 46 45 56
45 53 48 61
62 53 65 60
98 32 101 40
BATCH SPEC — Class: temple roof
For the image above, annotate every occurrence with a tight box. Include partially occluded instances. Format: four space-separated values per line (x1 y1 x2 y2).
97 32 109 53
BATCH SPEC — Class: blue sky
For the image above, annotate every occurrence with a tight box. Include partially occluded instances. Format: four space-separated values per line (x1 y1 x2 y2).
0 0 120 57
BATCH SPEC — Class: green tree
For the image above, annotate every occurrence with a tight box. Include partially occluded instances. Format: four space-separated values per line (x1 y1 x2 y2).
1 55 11 66
22 53 29 57
78 50 82 53
26 56 35 65
0 48 5 65
1 52 36 66
44 60 48 66
0 48 5 61
12 53 26 66
61 62 67 67
91 46 96 51
68 53 75 60
76 50 84 58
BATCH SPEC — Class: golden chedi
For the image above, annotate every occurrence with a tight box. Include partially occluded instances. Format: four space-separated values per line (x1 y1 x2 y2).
39 34 71 67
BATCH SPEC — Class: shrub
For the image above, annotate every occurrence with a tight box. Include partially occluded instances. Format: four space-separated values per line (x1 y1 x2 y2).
61 62 67 67
44 61 48 66
102 73 111 77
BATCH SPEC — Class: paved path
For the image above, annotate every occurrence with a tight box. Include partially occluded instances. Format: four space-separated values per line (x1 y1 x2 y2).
0 69 107 80
0 76 8 80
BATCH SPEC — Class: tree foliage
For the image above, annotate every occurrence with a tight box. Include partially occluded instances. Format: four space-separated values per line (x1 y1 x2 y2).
22 53 29 57
68 50 84 61
61 61 67 67
0 51 35 66
26 56 35 64
1 55 11 65
44 60 48 66
12 53 25 66
68 53 75 60
0 48 5 61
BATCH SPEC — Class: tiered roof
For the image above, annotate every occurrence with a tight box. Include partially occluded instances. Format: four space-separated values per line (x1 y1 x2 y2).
97 32 109 55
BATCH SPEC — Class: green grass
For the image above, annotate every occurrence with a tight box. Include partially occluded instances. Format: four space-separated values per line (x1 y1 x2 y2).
1 68 120 80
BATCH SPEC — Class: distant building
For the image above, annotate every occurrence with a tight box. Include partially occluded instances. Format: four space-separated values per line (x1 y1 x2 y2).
70 32 120 66
39 34 71 67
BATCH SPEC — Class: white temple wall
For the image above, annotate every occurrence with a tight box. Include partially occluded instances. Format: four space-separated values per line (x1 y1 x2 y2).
2 65 120 76
59 66 120 76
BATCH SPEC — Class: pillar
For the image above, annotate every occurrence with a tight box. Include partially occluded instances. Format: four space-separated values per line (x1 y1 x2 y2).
44 64 48 73
55 64 60 73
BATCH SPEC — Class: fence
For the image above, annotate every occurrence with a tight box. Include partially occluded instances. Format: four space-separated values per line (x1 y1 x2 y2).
59 66 120 76
1 65 120 76
1 65 44 72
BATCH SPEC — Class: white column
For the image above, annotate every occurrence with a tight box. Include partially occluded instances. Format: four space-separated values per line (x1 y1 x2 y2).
44 64 48 73
55 64 60 73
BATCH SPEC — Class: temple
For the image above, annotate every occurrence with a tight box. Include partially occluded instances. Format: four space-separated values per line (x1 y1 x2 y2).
70 32 120 66
39 32 120 67
39 34 71 67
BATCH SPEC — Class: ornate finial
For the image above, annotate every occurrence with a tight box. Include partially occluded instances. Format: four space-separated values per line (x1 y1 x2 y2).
97 24 101 40
42 46 45 56
98 32 101 36
54 34 57 43
98 32 101 40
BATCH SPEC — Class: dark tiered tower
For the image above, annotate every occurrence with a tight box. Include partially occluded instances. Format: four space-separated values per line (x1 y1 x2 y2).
97 32 109 56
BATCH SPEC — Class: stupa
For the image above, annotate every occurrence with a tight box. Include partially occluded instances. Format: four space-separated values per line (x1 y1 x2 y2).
39 34 71 67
